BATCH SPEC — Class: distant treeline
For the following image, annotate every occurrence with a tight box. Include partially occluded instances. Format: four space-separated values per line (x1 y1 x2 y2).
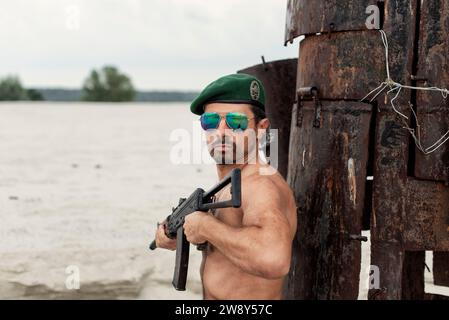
0 65 199 102
37 88 199 102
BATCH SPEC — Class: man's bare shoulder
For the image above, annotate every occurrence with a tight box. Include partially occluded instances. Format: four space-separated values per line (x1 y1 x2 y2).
242 168 295 208
240 167 297 236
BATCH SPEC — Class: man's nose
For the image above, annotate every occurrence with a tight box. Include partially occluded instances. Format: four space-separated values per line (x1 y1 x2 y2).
216 117 229 135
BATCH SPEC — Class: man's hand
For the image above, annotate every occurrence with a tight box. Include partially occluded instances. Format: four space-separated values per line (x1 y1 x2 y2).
155 221 176 251
184 211 209 244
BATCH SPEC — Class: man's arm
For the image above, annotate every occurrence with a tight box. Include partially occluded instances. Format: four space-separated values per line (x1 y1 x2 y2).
186 177 295 279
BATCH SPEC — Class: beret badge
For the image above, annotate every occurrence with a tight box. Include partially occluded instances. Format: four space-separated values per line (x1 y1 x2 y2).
250 80 260 101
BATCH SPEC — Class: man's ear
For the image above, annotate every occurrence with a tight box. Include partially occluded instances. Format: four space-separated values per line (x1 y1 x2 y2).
256 118 270 142
258 118 270 130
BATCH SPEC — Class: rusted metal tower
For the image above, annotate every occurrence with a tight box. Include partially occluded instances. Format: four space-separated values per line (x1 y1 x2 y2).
282 0 449 300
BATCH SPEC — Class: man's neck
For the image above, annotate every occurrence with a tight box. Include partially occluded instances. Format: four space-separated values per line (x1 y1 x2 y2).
215 153 264 180
216 163 248 180
214 146 272 180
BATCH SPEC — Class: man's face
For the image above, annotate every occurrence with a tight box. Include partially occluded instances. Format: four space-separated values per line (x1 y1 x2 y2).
203 103 268 165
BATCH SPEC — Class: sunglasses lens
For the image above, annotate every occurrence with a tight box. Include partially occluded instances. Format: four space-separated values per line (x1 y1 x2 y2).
226 113 248 130
200 113 220 130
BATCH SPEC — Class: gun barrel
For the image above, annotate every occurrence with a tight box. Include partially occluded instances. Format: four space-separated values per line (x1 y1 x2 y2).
149 239 157 250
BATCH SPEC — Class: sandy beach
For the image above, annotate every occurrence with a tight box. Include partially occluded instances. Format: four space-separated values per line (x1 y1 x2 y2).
0 102 214 299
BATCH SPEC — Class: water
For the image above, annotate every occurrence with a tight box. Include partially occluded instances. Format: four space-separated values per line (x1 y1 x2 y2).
0 102 216 299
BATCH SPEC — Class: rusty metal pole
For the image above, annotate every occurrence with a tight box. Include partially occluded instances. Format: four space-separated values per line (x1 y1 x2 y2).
284 0 383 298
284 0 449 300
414 0 449 296
370 0 449 300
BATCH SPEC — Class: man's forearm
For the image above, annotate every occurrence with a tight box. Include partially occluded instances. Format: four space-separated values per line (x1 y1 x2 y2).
199 215 289 279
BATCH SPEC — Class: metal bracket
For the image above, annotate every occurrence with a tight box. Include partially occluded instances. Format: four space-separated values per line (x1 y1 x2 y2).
297 86 322 128
261 55 268 71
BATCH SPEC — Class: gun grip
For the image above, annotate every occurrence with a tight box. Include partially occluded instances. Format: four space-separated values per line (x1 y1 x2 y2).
172 227 190 291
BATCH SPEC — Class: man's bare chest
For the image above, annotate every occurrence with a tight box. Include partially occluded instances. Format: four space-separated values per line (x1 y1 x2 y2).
204 191 244 253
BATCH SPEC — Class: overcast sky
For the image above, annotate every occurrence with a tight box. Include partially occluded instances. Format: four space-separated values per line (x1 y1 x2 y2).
0 0 298 91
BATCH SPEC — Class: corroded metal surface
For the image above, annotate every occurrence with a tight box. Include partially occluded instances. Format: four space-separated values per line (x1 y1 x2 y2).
416 0 449 107
414 0 449 182
309 0 419 105
285 0 449 300
238 59 298 178
382 0 419 87
285 101 371 299
371 106 411 243
414 111 449 182
403 180 449 251
368 106 413 300
401 251 425 300
297 31 385 100
368 241 404 300
284 0 374 43
369 106 449 299
434 252 449 286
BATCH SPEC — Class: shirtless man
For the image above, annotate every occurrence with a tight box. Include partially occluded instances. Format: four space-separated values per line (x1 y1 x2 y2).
155 74 297 300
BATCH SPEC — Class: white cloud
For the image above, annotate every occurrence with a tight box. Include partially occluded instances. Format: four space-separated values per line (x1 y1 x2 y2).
0 0 297 90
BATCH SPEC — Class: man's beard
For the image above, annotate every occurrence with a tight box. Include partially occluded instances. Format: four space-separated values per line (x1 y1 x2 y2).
208 136 257 165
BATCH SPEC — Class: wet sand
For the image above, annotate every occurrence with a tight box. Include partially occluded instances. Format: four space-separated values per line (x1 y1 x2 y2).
0 102 211 299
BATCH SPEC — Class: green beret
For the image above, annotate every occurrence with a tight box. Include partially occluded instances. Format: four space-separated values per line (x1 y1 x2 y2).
190 73 265 115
